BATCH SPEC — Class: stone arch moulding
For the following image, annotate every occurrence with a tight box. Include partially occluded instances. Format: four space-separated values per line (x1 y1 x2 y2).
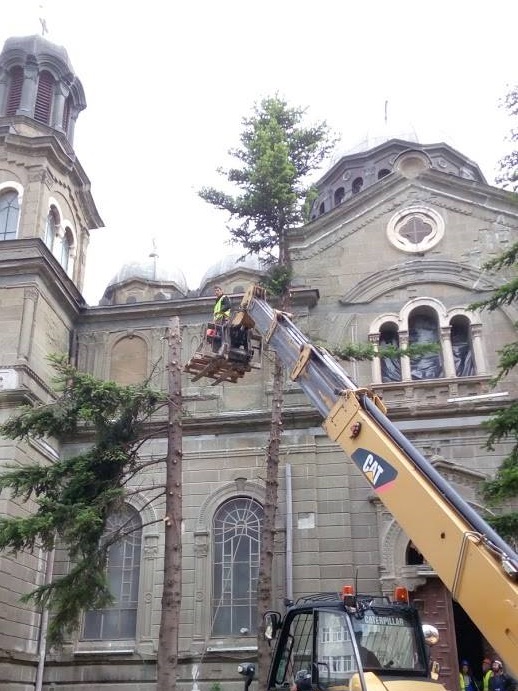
196 479 266 532
339 259 497 305
399 296 449 327
0 179 23 197
369 313 400 334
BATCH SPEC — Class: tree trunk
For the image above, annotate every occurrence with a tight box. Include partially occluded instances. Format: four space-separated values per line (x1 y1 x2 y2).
257 351 285 689
157 317 183 690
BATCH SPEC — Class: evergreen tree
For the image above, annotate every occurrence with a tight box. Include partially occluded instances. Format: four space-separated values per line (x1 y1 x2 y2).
0 355 164 644
200 95 335 686
471 241 518 543
473 83 518 542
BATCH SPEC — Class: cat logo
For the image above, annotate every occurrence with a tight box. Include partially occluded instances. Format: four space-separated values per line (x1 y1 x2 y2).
351 448 398 491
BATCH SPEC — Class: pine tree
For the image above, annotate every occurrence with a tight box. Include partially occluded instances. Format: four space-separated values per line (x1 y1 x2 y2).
472 83 518 542
0 355 163 644
200 95 335 686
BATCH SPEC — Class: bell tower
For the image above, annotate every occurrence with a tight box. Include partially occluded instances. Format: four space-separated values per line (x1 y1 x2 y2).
0 34 102 290
0 35 103 683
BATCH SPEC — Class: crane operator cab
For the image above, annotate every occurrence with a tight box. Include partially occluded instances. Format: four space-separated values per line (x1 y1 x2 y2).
184 308 261 386
258 585 442 691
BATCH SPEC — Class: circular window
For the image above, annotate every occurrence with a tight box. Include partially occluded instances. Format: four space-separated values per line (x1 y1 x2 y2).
386 206 444 253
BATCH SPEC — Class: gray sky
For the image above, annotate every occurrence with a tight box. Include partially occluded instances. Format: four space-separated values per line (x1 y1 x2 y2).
2 0 517 304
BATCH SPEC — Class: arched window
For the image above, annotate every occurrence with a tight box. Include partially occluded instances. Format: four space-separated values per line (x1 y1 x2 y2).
58 227 73 273
352 177 363 194
378 169 390 180
110 336 148 384
0 189 20 240
451 316 475 377
334 187 345 206
379 322 401 383
5 66 23 116
44 206 59 250
82 505 142 641
318 201 326 216
409 308 443 380
34 70 54 124
212 497 263 636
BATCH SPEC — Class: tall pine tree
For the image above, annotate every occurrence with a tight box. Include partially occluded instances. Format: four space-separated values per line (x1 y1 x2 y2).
200 95 335 685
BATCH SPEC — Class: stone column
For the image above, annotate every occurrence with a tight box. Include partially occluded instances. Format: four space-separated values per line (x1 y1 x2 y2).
51 81 68 132
193 531 209 639
140 534 159 645
368 333 382 383
399 331 411 381
470 324 487 375
17 60 38 117
441 326 456 378
17 287 39 362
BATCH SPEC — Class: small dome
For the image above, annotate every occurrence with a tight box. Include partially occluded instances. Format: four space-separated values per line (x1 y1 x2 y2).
199 253 264 290
108 256 188 294
2 34 74 74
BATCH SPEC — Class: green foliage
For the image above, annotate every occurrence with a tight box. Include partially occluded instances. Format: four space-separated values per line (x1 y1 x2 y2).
0 355 164 644
330 342 440 361
261 264 293 296
199 95 336 264
495 85 518 193
471 94 518 538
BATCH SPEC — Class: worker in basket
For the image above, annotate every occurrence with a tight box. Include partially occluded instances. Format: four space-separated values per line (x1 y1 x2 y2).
208 285 231 354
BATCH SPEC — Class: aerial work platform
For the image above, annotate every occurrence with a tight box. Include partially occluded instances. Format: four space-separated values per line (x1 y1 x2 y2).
184 319 261 386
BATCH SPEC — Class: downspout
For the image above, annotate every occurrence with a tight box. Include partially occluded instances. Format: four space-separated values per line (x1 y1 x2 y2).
285 464 293 602
35 546 55 691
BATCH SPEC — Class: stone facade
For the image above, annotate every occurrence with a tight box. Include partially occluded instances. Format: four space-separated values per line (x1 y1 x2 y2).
0 33 517 691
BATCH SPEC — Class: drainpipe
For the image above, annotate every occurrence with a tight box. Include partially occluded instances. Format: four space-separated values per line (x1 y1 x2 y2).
35 546 55 691
285 464 293 602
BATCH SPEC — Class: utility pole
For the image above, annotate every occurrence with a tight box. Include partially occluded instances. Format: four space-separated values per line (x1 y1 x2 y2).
157 317 183 690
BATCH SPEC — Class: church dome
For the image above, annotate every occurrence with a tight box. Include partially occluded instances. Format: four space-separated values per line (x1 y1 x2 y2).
199 253 264 292
108 256 188 294
2 34 74 73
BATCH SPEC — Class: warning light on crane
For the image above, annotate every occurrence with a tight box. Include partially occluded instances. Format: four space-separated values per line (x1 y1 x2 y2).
393 586 409 603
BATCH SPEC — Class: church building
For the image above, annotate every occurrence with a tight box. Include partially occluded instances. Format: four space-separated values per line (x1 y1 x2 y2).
0 33 517 691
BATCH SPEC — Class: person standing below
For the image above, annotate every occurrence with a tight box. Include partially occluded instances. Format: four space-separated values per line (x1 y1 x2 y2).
489 660 515 691
482 658 493 691
459 660 479 691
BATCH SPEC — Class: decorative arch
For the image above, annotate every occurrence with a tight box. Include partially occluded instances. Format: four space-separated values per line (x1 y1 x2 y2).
110 334 149 385
369 296 486 382
0 181 23 240
193 479 266 641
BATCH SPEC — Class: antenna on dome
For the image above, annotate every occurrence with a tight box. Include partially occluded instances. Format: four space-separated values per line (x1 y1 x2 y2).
384 100 388 126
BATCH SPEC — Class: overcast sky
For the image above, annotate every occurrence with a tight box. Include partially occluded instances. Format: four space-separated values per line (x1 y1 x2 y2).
2 0 517 304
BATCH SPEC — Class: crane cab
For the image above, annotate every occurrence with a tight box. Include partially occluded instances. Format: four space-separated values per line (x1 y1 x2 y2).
264 588 441 691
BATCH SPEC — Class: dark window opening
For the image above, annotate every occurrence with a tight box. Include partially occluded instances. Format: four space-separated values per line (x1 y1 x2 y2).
212 497 263 636
451 316 475 377
62 94 72 132
334 187 345 206
44 207 58 250
0 190 20 240
318 202 325 216
82 505 142 640
379 323 401 383
5 66 23 116
409 308 443 380
352 177 363 194
34 70 54 124
406 542 425 565
378 168 390 179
